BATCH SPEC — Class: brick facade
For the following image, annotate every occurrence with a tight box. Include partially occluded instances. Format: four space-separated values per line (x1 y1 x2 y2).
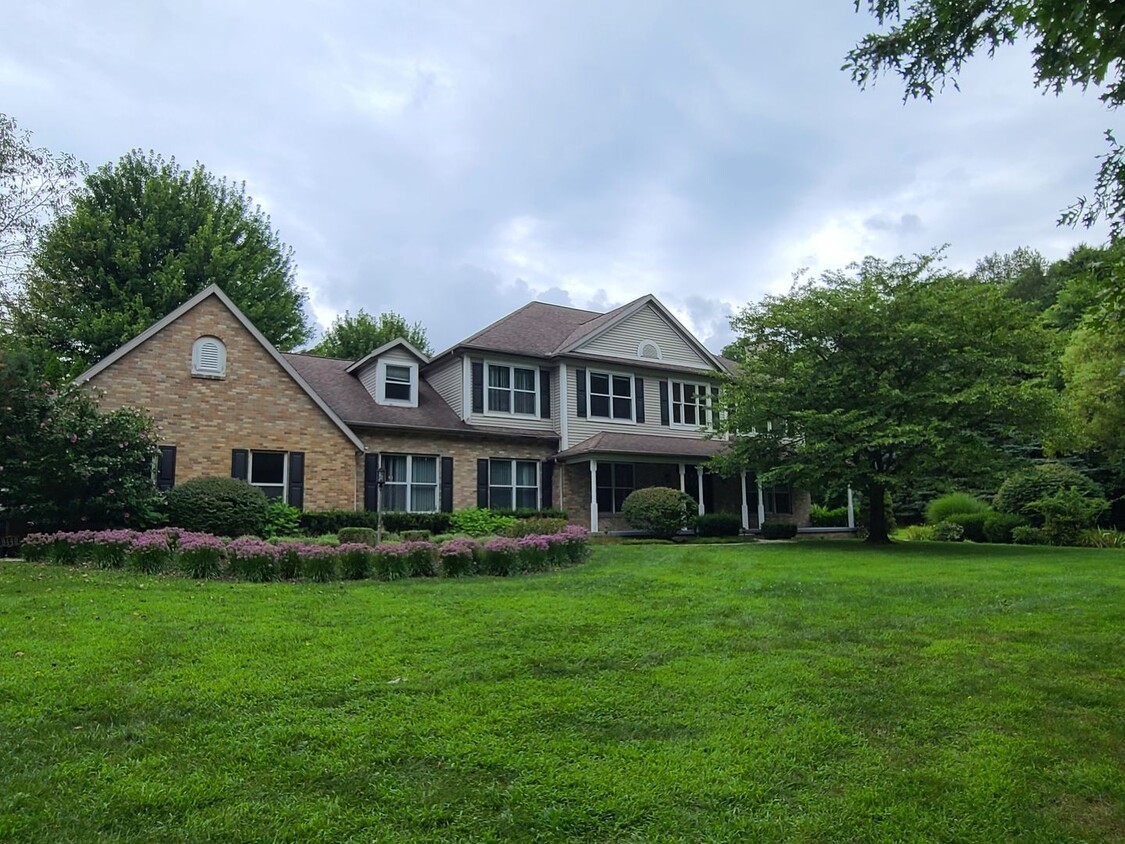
87 296 359 511
355 430 557 512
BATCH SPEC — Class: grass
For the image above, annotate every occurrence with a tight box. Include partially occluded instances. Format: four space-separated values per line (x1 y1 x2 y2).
1 541 1122 843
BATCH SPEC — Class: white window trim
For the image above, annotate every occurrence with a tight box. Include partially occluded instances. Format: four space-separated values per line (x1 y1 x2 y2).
587 369 636 424
191 336 226 378
375 359 418 408
381 453 439 513
488 458 540 511
484 360 540 418
249 450 287 503
669 379 715 431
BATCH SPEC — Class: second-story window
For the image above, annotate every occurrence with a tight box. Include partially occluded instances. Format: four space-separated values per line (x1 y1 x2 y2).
487 363 537 415
589 372 633 421
670 380 713 428
375 360 418 407
384 365 412 401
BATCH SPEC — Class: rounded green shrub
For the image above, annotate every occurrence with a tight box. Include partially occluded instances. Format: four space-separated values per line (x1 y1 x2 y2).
621 487 696 537
926 493 990 525
165 476 270 538
696 513 743 537
946 511 993 543
982 513 1027 544
931 521 965 542
760 521 798 540
994 463 1101 522
1011 525 1049 545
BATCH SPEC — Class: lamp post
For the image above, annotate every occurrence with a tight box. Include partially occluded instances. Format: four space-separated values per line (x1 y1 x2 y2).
375 464 386 544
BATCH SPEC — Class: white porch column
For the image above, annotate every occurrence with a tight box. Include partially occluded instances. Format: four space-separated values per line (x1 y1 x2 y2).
678 463 686 493
740 471 749 531
695 465 705 516
847 486 856 529
589 459 599 533
756 480 766 527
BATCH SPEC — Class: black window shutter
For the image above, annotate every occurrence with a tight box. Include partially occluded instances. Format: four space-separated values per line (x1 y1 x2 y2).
440 456 454 513
659 381 670 426
575 367 587 418
634 377 646 423
539 368 551 419
541 461 554 509
476 458 490 508
231 449 249 481
471 361 484 413
156 446 177 491
287 452 305 511
364 453 381 511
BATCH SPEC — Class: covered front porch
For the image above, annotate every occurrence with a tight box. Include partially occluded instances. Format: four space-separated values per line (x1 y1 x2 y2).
553 432 829 533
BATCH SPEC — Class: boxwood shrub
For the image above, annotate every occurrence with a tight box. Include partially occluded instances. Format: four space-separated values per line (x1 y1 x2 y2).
338 527 378 546
760 521 798 540
982 512 1027 544
166 476 270 538
622 487 696 537
946 511 992 543
696 513 742 537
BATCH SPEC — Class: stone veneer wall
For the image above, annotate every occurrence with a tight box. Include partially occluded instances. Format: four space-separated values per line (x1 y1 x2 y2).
87 295 359 511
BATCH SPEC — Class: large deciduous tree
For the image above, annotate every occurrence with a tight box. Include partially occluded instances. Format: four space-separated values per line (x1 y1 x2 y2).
9 150 311 376
847 1 1125 240
309 309 433 359
0 113 78 298
715 252 1058 543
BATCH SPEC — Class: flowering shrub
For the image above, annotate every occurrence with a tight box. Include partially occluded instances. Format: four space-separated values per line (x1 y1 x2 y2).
480 537 520 576
337 542 372 580
298 543 338 582
372 543 412 580
129 530 173 573
439 538 477 577
226 536 279 581
403 541 437 577
17 525 590 583
178 532 225 578
90 529 134 569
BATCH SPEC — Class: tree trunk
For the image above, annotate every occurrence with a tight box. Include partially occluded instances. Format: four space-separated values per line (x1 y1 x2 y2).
865 482 891 544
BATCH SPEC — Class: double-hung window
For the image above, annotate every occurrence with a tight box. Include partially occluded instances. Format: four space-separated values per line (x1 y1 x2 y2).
764 485 793 515
596 463 635 512
488 459 539 510
670 380 713 428
382 454 438 512
384 365 412 401
249 451 287 500
375 359 417 406
487 363 538 415
589 372 633 421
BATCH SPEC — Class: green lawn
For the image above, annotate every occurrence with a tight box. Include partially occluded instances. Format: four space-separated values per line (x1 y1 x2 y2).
1 542 1122 843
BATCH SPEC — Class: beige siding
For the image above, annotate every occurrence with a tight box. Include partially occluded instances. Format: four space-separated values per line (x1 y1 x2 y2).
468 356 558 434
578 304 712 369
356 347 418 399
426 357 463 416
565 364 725 447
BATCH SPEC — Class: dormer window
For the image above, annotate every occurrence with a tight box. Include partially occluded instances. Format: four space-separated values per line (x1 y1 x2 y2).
375 359 418 407
192 336 226 377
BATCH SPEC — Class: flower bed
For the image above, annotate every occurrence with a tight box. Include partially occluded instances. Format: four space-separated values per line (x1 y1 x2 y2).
15 525 590 583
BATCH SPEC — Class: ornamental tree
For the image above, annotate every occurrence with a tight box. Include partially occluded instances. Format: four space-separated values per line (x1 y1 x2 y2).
714 252 1058 543
0 343 161 530
9 150 310 376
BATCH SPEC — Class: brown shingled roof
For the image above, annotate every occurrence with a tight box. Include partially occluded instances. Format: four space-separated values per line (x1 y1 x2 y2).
284 353 558 441
554 432 731 461
451 301 602 357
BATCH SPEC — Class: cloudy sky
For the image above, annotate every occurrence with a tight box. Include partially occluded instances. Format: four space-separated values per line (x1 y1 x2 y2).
4 1 1117 352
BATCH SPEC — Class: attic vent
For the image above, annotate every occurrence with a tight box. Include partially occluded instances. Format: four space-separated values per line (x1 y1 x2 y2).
192 336 226 377
638 340 662 360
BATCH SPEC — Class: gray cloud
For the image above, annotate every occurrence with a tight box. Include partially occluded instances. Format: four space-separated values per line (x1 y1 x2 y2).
3 0 1117 355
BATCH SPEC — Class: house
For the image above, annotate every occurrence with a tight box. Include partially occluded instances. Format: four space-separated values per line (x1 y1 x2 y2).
78 284 814 532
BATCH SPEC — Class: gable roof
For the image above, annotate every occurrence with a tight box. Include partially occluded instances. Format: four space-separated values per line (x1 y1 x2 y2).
76 285 367 452
345 337 431 374
431 294 725 372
